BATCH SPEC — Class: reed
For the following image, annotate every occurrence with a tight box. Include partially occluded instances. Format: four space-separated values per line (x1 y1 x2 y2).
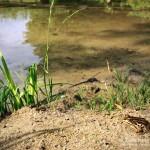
0 51 24 110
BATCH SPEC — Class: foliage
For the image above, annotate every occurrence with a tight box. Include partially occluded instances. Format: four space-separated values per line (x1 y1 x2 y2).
0 50 67 117
1 0 150 10
126 0 150 10
73 70 150 112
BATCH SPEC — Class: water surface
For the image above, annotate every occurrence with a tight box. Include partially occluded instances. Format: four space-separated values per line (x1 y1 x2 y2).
0 7 41 81
0 7 150 83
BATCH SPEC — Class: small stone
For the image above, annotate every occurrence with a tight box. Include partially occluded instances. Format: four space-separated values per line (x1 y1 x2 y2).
3 125 7 128
61 95 66 98
65 118 70 121
26 145 31 149
40 146 46 150
55 144 58 147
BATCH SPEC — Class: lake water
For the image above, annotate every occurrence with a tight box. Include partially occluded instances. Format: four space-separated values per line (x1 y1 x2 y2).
0 6 150 84
0 7 41 82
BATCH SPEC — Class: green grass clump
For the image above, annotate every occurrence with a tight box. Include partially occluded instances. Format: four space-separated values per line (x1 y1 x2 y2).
0 51 23 115
73 69 150 112
0 50 66 117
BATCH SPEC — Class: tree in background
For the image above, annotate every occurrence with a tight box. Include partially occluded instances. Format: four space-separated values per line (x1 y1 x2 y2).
1 0 150 9
126 0 150 9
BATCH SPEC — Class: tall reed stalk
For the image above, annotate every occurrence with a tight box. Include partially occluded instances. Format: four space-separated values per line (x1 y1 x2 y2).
0 51 23 110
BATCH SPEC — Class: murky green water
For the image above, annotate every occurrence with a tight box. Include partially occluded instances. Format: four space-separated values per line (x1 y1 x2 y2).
0 7 150 83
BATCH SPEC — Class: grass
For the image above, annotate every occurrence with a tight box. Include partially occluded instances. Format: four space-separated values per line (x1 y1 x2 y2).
0 49 67 117
0 51 23 112
1 50 149 116
71 69 150 112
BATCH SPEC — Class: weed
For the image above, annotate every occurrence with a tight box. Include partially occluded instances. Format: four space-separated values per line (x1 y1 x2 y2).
81 69 150 112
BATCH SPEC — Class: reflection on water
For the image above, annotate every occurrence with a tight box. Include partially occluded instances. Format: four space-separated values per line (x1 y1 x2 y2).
128 11 150 19
0 7 41 81
26 8 150 76
0 7 150 83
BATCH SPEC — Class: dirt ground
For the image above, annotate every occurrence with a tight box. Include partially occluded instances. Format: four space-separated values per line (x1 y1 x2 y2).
0 104 150 150
0 70 150 150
